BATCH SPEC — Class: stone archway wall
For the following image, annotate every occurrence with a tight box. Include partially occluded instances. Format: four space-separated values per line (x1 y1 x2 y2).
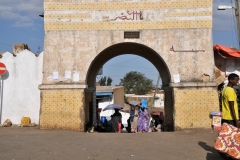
86 42 173 130
40 0 219 131
86 42 171 87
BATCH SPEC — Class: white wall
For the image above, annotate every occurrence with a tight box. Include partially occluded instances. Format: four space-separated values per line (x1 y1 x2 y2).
0 50 43 124
221 59 240 86
98 96 114 121
154 93 164 108
226 59 240 77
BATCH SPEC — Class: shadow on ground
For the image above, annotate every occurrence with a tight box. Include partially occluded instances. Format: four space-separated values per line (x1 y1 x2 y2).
198 141 224 160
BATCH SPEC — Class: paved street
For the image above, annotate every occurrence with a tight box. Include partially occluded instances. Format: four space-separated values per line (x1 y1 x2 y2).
0 127 224 160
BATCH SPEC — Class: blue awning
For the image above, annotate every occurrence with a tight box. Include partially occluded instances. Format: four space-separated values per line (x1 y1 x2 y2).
96 92 113 96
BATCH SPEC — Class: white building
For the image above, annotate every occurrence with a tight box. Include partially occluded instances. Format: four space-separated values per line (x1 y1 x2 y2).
154 92 164 109
0 50 43 124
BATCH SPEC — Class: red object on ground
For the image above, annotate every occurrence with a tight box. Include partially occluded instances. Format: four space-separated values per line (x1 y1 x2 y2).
0 62 6 75
214 44 240 58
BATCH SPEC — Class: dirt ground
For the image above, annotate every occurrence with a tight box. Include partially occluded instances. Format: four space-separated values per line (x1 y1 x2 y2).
0 126 224 160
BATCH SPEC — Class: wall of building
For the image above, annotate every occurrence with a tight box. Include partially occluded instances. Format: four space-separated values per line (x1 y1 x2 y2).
40 89 85 131
0 50 43 124
214 52 240 84
226 58 240 77
40 0 218 130
154 93 164 108
113 87 124 107
42 0 214 85
43 29 214 85
173 87 219 129
98 96 114 121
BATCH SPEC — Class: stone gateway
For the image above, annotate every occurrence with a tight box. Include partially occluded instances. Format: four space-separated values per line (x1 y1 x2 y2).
40 0 219 131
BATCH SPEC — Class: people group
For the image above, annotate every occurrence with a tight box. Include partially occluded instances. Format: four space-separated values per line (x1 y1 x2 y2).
129 98 163 133
105 98 164 133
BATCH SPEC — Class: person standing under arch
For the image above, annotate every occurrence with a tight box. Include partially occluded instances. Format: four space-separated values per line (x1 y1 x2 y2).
111 109 122 133
137 98 149 133
130 105 139 133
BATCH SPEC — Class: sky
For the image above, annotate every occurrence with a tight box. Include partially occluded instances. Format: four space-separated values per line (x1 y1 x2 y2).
0 0 239 86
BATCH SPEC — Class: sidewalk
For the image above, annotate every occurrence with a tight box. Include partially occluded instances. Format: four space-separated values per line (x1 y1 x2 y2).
0 127 224 160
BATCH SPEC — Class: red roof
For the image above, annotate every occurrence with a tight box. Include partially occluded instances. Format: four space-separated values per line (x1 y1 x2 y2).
214 44 240 58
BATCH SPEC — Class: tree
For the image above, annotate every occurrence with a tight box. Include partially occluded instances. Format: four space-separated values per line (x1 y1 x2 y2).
119 71 153 95
107 77 113 86
98 76 112 86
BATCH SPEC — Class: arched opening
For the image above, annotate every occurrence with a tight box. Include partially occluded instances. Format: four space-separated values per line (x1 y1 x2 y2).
85 42 174 132
87 42 171 88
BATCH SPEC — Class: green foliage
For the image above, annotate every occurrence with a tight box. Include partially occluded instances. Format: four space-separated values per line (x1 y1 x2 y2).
119 71 153 95
107 77 113 86
98 76 112 86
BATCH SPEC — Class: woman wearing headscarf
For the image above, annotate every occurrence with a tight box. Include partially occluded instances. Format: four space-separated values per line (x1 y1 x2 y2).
137 98 149 133
130 105 139 133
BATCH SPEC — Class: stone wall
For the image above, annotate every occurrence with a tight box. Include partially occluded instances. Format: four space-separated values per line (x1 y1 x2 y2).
42 0 214 85
43 29 215 85
41 0 218 131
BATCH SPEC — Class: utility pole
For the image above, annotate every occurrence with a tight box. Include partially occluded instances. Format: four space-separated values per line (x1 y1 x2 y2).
149 74 161 128
235 0 240 47
152 74 161 108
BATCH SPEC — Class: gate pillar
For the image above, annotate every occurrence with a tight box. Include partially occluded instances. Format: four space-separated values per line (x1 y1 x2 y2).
39 85 87 131
172 82 219 130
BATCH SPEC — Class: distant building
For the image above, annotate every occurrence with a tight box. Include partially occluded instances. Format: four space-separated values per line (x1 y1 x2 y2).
125 94 153 106
96 86 126 124
214 44 240 85
125 89 165 120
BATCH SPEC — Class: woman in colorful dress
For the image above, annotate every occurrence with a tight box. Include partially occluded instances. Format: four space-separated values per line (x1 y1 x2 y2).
137 98 149 133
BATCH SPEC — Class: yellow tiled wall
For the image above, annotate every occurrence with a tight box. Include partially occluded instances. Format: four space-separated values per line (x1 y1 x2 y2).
44 1 212 10
44 20 212 30
40 90 85 131
43 0 212 30
174 89 219 129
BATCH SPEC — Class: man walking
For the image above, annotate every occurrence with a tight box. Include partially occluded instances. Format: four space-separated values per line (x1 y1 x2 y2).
222 73 240 127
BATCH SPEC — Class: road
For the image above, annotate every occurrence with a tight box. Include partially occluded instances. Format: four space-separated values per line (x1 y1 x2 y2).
0 126 224 160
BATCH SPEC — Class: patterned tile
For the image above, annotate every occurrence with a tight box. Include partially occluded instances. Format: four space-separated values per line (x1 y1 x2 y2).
40 90 84 131
44 1 212 11
174 89 219 129
44 20 212 30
